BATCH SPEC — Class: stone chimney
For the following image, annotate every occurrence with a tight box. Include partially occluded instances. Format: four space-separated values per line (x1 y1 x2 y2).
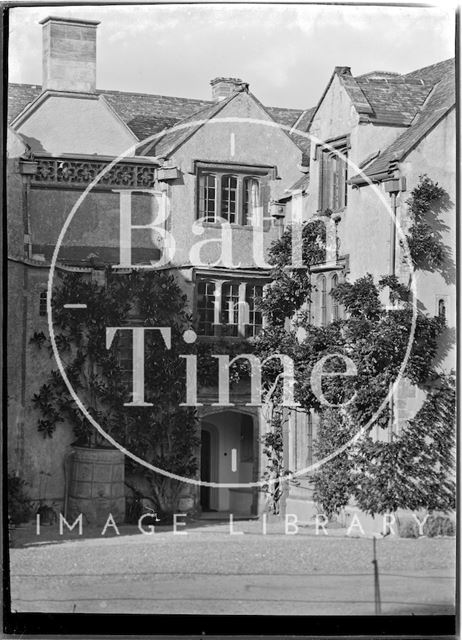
210 77 248 102
40 16 100 93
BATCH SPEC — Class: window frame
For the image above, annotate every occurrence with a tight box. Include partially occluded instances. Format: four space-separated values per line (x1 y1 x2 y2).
317 136 350 213
313 270 344 326
39 290 47 317
195 162 275 228
195 277 266 339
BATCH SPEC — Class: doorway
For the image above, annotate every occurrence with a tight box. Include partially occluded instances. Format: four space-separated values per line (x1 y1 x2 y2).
199 411 257 515
200 429 211 511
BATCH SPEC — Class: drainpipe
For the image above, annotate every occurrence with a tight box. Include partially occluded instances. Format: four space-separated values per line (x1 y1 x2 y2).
384 176 406 281
383 176 406 439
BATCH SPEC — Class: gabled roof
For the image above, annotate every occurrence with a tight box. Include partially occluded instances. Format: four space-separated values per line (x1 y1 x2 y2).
8 82 304 149
353 63 455 181
148 93 237 157
305 60 450 131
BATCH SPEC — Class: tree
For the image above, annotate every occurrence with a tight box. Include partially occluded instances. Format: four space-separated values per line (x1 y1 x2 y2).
31 269 200 515
253 176 455 516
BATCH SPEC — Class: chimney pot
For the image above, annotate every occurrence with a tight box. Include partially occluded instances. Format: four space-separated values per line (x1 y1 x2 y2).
210 77 248 102
40 16 100 93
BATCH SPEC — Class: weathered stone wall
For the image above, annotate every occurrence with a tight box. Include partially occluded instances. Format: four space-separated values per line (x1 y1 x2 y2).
168 91 303 266
16 94 137 156
399 109 456 372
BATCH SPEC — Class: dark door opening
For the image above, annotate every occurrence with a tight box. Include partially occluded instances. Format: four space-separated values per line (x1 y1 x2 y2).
200 429 211 511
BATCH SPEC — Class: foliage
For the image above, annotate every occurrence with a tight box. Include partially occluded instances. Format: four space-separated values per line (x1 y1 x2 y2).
258 220 326 326
8 474 33 525
405 174 450 272
260 406 288 515
312 409 356 518
351 374 455 516
398 514 455 538
31 269 202 514
254 178 455 516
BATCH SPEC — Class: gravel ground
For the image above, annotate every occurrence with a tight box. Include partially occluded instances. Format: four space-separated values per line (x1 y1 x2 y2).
8 519 456 616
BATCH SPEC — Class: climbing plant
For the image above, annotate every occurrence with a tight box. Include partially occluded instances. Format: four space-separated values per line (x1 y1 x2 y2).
31 269 203 514
31 268 255 514
253 177 455 516
405 174 451 272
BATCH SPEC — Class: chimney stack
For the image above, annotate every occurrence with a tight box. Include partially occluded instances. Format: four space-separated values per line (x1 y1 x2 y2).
40 16 100 93
210 77 248 102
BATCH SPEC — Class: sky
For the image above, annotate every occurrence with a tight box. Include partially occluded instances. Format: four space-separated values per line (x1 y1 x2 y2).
8 2 456 110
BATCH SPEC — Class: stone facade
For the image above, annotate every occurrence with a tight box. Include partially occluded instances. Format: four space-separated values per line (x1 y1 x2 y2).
7 15 455 524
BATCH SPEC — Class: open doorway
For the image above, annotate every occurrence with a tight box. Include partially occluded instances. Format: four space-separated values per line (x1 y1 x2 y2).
199 411 257 516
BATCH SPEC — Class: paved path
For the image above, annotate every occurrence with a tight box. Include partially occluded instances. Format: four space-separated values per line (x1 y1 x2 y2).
9 519 456 616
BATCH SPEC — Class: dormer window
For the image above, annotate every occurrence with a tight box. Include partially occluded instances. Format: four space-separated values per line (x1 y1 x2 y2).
196 162 273 227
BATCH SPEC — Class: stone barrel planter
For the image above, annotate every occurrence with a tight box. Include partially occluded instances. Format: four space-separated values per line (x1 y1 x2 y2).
67 446 125 526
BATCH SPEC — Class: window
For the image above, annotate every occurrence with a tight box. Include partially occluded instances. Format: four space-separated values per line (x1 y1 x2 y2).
196 278 264 338
315 272 343 326
202 174 217 222
39 291 47 316
243 177 260 226
318 138 349 212
319 275 327 327
438 298 447 321
220 282 240 336
197 164 272 226
331 273 339 321
197 280 216 336
221 175 238 223
245 284 263 337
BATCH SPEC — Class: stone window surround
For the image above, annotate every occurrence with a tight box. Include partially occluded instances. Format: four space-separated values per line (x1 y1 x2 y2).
192 160 277 229
194 270 268 339
315 134 351 214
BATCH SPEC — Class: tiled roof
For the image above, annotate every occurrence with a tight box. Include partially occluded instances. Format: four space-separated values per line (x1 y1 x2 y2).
404 57 454 84
287 173 310 193
8 83 42 122
355 64 455 180
355 77 432 126
8 82 304 150
266 105 303 129
100 89 211 140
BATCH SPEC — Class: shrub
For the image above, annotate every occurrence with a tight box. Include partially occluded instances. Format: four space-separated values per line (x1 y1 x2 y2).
8 474 33 525
397 513 455 538
425 515 455 537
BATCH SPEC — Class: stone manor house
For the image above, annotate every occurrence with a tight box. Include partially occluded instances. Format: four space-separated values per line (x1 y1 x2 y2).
7 16 455 522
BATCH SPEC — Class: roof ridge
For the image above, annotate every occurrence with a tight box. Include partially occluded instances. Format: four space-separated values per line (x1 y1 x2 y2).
356 76 425 85
100 87 212 104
